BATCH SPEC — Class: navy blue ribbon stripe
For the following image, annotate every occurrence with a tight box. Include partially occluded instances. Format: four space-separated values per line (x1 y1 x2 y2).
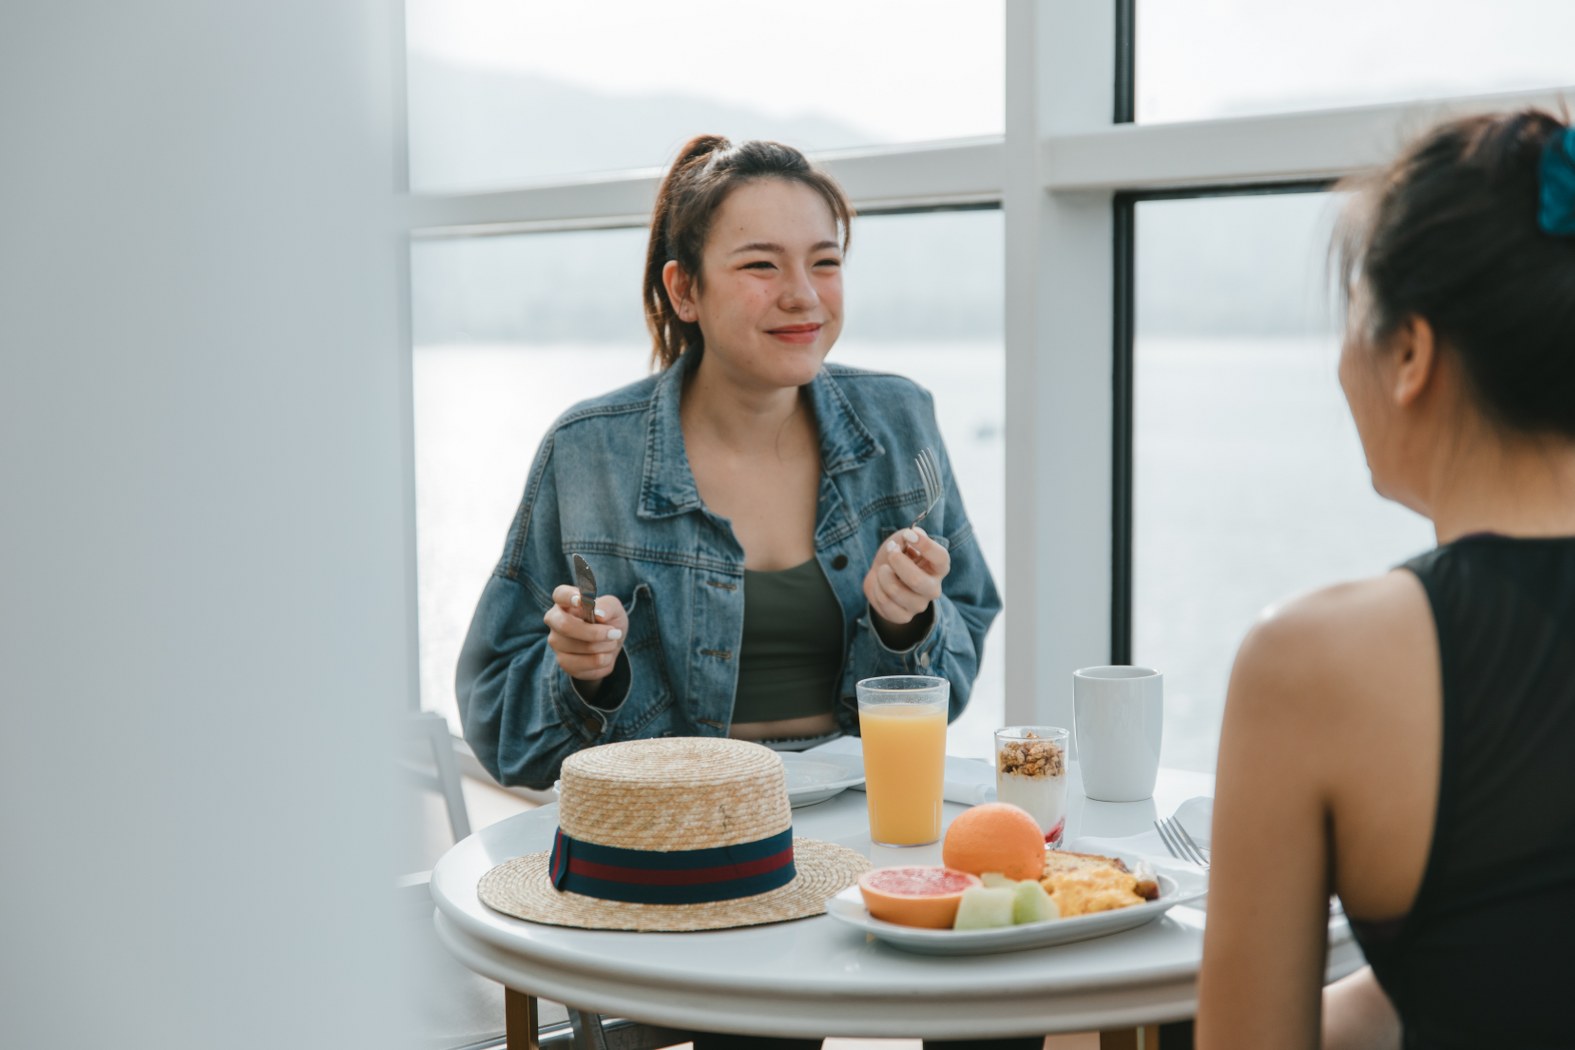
548 827 798 904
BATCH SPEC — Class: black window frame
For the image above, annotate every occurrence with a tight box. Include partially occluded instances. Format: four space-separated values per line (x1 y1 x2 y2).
1109 179 1336 663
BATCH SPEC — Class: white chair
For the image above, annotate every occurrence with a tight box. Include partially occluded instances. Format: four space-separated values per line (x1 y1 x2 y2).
401 712 691 1050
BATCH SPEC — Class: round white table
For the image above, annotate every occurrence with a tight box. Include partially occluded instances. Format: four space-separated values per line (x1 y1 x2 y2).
430 762 1363 1043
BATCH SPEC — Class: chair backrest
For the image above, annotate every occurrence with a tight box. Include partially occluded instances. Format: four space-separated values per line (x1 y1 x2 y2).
397 712 690 1050
398 712 509 1050
400 710 471 843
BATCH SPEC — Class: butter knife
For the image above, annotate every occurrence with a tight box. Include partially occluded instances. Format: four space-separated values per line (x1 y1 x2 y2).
571 553 598 624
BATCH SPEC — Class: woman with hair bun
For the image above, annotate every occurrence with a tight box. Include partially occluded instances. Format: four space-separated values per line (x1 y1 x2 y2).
457 133 1010 1049
1197 109 1575 1049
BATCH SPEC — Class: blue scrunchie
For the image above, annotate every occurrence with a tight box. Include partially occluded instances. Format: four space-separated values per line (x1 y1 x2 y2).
1538 126 1575 237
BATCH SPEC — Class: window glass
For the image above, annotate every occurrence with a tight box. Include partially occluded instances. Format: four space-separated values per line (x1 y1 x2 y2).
405 0 1004 191
1132 192 1434 772
836 209 1005 760
1137 1 1574 124
412 210 1005 758
411 228 650 743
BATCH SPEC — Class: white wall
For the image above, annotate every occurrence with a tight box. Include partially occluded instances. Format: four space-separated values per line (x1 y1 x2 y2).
0 3 411 1046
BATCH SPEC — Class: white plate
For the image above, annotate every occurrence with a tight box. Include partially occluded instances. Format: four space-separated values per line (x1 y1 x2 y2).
824 864 1208 955
779 751 865 807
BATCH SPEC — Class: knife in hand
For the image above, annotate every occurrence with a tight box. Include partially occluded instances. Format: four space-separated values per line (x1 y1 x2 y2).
571 553 598 624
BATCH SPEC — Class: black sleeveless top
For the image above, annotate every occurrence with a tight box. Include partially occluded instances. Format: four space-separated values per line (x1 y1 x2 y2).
1348 535 1575 1050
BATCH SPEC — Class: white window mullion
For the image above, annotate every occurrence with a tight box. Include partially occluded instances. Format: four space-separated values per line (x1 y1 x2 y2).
1042 85 1573 192
405 140 1007 236
1004 0 1117 733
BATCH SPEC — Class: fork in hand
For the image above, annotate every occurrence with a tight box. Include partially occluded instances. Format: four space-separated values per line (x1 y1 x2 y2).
901 447 944 560
1154 815 1210 868
909 446 943 530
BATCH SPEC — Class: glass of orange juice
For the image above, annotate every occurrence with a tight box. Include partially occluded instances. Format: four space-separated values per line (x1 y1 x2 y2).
856 675 949 847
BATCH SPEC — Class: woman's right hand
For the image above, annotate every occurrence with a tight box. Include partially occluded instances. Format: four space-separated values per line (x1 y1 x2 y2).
544 585 627 685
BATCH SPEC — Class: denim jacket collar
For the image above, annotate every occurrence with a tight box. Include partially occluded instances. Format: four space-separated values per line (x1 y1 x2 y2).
638 351 884 521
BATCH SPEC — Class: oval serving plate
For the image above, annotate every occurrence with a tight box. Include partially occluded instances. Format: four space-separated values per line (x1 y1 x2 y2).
778 751 866 808
824 866 1207 955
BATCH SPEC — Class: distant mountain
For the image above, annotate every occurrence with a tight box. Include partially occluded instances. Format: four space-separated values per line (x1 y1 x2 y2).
408 58 1341 343
406 53 887 190
1135 191 1341 338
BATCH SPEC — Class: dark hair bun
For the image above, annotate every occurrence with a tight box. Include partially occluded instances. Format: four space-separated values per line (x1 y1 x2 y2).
1341 110 1575 438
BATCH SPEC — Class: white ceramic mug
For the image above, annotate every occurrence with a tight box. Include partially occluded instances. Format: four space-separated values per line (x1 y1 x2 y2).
1073 665 1163 802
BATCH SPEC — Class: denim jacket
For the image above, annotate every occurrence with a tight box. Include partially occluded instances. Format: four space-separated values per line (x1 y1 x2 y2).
456 352 1002 789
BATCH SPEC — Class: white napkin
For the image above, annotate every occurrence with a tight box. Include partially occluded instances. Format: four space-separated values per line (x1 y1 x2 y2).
937 757 997 805
1173 795 1213 849
802 738 998 805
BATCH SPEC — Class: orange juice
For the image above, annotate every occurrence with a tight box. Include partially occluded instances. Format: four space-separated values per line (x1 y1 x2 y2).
860 701 948 846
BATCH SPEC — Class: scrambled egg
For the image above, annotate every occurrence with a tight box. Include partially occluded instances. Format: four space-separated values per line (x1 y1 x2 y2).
1039 868 1145 917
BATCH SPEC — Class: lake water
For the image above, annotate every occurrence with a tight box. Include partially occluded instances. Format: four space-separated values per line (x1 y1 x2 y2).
413 336 1434 772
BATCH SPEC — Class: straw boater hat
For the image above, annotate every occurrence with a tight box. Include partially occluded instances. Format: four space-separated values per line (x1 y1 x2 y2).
478 737 871 932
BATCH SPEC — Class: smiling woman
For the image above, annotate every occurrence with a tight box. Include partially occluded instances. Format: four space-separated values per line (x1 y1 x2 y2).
454 136 1001 800
452 137 1013 1041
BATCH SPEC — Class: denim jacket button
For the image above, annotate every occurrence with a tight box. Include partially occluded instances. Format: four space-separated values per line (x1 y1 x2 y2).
831 554 849 570
918 651 931 669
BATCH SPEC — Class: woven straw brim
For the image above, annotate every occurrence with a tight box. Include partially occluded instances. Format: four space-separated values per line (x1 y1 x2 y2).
478 838 871 932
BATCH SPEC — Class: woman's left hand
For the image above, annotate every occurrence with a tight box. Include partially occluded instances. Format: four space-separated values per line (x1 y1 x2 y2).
863 527 951 646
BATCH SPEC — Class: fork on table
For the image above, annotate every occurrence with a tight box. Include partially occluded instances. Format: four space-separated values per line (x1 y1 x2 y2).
1155 815 1346 917
1154 815 1210 868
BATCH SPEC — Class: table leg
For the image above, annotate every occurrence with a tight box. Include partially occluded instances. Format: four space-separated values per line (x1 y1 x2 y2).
1099 1026 1161 1050
505 987 540 1050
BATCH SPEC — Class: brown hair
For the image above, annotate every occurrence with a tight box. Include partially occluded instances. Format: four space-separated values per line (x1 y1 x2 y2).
1336 108 1575 438
643 135 854 370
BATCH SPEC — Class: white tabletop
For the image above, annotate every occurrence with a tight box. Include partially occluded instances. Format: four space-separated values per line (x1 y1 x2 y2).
430 761 1363 1039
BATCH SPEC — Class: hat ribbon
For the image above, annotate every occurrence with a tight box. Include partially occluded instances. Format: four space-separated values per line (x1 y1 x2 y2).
548 826 796 904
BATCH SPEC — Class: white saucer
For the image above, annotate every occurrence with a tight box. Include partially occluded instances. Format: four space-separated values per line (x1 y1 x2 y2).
778 751 866 807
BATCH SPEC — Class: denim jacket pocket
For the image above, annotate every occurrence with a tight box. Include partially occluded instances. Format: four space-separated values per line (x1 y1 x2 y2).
611 582 677 740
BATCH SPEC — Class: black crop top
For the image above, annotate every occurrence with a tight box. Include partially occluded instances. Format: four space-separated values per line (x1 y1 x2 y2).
730 558 843 725
1348 535 1575 1049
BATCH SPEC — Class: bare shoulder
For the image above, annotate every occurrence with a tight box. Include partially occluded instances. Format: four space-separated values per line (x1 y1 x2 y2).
1229 569 1434 721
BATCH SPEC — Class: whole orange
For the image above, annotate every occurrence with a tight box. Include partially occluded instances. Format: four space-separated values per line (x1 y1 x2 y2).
941 802 1046 881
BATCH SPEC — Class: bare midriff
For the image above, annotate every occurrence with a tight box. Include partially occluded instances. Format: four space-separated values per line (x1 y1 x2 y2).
729 712 838 741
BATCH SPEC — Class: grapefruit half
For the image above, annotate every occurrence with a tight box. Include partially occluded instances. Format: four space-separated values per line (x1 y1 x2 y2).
857 866 983 929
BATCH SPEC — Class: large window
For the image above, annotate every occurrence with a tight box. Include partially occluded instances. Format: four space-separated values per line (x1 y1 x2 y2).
1137 0 1575 124
834 209 1004 759
403 2 1571 783
405 0 1004 192
411 228 650 741
1129 191 1434 772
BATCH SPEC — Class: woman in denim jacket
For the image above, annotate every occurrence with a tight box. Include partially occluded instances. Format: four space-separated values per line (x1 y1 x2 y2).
457 135 1002 796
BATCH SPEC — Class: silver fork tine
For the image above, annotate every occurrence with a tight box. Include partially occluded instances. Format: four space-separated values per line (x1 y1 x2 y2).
1172 818 1211 868
1155 817 1209 867
910 447 943 529
1153 818 1184 862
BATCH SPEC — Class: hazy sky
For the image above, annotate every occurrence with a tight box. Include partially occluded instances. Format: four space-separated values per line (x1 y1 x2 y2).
407 0 1572 143
406 0 1004 143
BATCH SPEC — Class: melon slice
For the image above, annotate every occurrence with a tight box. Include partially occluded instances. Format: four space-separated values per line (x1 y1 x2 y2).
858 866 983 929
1011 878 1060 924
952 885 1016 930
